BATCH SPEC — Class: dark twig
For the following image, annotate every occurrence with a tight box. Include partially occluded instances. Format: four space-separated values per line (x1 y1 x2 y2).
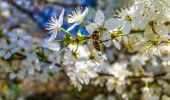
6 0 46 31
7 0 34 19
42 0 86 7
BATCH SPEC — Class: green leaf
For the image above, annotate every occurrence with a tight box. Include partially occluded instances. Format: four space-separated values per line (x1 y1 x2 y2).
63 34 71 44
77 29 82 37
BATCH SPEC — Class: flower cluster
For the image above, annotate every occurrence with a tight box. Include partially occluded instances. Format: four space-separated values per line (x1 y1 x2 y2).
44 0 170 98
0 28 62 82
0 0 170 99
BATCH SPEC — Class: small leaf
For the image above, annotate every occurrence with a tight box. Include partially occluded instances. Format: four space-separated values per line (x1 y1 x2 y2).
63 34 71 44
77 29 82 37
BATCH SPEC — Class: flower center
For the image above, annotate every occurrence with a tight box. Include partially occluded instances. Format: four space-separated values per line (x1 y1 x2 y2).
98 26 107 32
148 20 156 27
88 53 95 60
125 15 132 21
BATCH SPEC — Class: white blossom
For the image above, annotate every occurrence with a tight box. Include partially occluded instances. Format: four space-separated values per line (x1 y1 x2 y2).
118 6 145 34
67 6 89 31
46 9 65 41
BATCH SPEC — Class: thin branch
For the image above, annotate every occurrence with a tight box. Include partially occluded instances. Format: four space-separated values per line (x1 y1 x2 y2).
14 52 64 67
43 0 86 7
98 72 168 81
7 0 34 19
6 0 46 31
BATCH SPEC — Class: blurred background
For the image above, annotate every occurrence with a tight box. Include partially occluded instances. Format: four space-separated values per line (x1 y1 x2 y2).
0 0 132 99
0 0 132 38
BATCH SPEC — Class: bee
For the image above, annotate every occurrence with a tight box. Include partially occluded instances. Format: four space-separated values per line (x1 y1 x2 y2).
92 40 101 51
90 30 103 51
91 30 100 40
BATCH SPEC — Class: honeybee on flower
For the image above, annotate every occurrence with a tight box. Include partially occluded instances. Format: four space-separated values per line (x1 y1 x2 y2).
86 10 121 48
67 6 89 32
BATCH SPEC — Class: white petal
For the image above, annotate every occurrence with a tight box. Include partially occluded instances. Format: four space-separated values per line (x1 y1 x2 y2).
85 23 97 34
67 23 78 32
113 40 121 50
116 36 122 42
42 39 60 51
0 50 6 57
95 10 105 26
10 73 16 79
101 32 112 47
48 31 58 41
144 27 154 40
155 24 169 36
123 36 128 44
84 77 90 85
67 17 76 23
4 52 11 59
58 9 65 26
88 71 98 78
77 83 82 91
104 18 121 30
81 7 89 18
132 15 147 29
122 21 132 34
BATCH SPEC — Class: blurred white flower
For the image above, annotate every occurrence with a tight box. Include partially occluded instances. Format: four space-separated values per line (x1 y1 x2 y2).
0 39 17 59
110 62 130 81
67 6 89 32
66 61 98 91
42 39 60 51
46 9 65 41
22 54 41 75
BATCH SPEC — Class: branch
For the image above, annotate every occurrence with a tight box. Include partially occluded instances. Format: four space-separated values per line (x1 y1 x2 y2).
127 73 167 79
14 52 64 67
98 72 168 81
43 0 86 7
7 0 34 19
6 0 46 31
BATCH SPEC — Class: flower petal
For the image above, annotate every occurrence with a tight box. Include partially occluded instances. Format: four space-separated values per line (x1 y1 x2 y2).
122 21 132 34
48 31 58 41
155 24 169 36
144 27 154 40
67 23 78 32
81 7 89 18
85 23 97 34
95 10 105 26
58 9 65 26
101 32 112 47
113 39 121 50
132 15 147 29
104 18 121 30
